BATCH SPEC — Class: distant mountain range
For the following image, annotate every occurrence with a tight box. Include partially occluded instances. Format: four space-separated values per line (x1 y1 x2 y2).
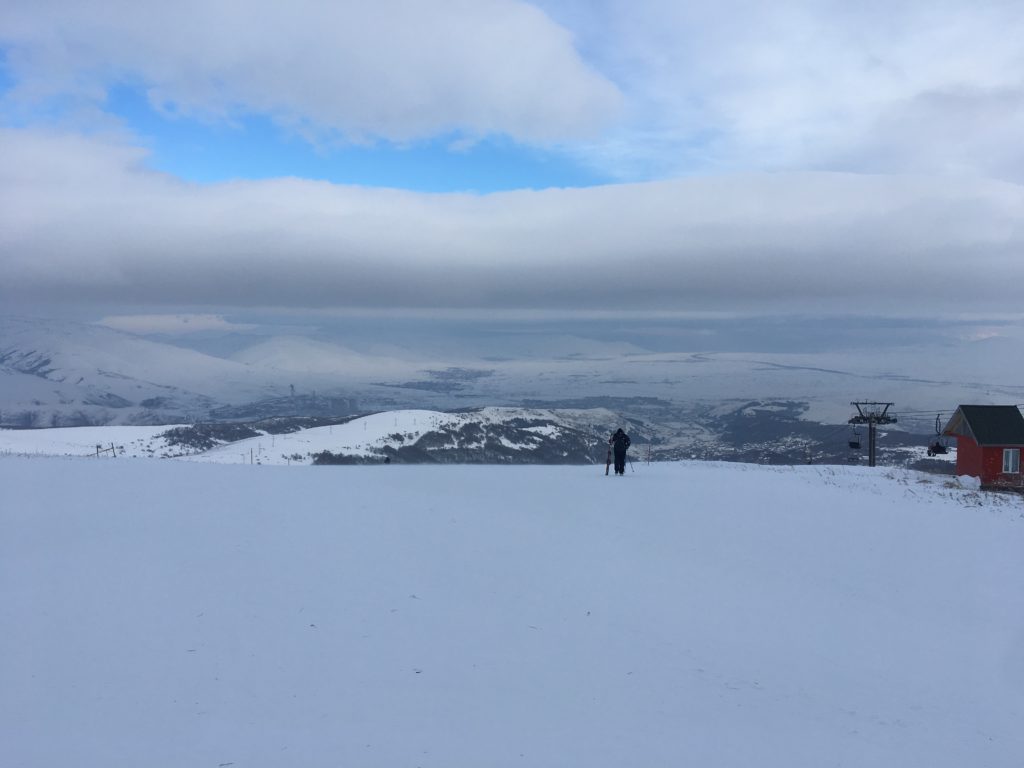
0 405 958 474
0 317 279 426
1 315 1019 470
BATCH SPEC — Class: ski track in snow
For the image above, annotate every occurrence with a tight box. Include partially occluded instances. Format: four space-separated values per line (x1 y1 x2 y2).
2 457 1023 768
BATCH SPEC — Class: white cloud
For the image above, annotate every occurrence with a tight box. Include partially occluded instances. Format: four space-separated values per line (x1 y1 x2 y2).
540 0 1024 180
0 0 621 144
2 129 1022 315
4 1 1022 182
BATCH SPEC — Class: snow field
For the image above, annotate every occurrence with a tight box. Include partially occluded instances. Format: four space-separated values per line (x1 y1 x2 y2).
2 459 1022 767
0 424 185 458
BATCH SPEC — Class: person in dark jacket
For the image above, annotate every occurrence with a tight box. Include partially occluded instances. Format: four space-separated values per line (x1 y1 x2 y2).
609 428 631 475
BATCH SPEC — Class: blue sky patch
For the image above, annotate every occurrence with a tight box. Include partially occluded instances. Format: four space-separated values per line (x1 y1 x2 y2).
106 84 611 192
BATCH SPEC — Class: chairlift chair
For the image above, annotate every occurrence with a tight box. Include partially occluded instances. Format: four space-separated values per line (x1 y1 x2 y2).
848 426 862 450
927 414 949 456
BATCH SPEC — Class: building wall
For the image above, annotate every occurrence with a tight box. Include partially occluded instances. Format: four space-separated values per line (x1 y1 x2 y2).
959 439 1024 485
982 446 1024 487
981 447 1005 484
955 436 983 478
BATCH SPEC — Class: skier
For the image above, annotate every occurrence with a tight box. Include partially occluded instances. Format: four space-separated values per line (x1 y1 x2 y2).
609 428 631 475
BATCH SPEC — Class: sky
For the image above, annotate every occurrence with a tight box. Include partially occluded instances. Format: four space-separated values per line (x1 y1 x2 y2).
1 0 1023 327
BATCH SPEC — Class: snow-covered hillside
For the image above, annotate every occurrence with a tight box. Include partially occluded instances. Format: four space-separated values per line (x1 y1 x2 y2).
0 407 621 464
6 316 1024 435
0 404 958 468
0 424 185 458
0 317 281 426
3 458 1021 767
185 407 616 464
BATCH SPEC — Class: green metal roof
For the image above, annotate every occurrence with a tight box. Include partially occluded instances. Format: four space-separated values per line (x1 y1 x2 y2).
943 405 1024 446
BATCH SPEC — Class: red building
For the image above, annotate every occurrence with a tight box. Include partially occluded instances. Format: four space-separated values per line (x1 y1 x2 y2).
942 405 1024 488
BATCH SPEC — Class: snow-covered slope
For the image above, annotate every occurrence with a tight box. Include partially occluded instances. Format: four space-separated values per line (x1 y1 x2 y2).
2 458 1021 767
0 317 253 393
0 317 281 425
186 406 618 464
0 424 185 458
0 407 624 464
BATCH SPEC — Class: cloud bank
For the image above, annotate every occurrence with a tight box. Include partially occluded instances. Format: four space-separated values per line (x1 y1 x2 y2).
97 314 257 334
3 130 1022 315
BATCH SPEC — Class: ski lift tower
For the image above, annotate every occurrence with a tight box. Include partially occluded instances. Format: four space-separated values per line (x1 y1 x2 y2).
848 402 896 467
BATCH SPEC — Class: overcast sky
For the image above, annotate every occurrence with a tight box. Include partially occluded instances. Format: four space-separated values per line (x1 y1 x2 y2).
2 0 1023 320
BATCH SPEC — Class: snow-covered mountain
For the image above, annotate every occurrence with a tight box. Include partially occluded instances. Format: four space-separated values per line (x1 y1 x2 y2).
0 405 958 473
4 315 1023 465
0 317 497 426
0 317 285 426
2 457 1019 767
229 335 417 378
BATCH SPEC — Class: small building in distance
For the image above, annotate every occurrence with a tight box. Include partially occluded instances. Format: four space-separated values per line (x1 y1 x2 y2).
942 405 1024 488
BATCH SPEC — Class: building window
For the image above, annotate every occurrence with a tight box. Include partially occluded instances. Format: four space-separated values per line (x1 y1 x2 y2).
1003 448 1020 474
